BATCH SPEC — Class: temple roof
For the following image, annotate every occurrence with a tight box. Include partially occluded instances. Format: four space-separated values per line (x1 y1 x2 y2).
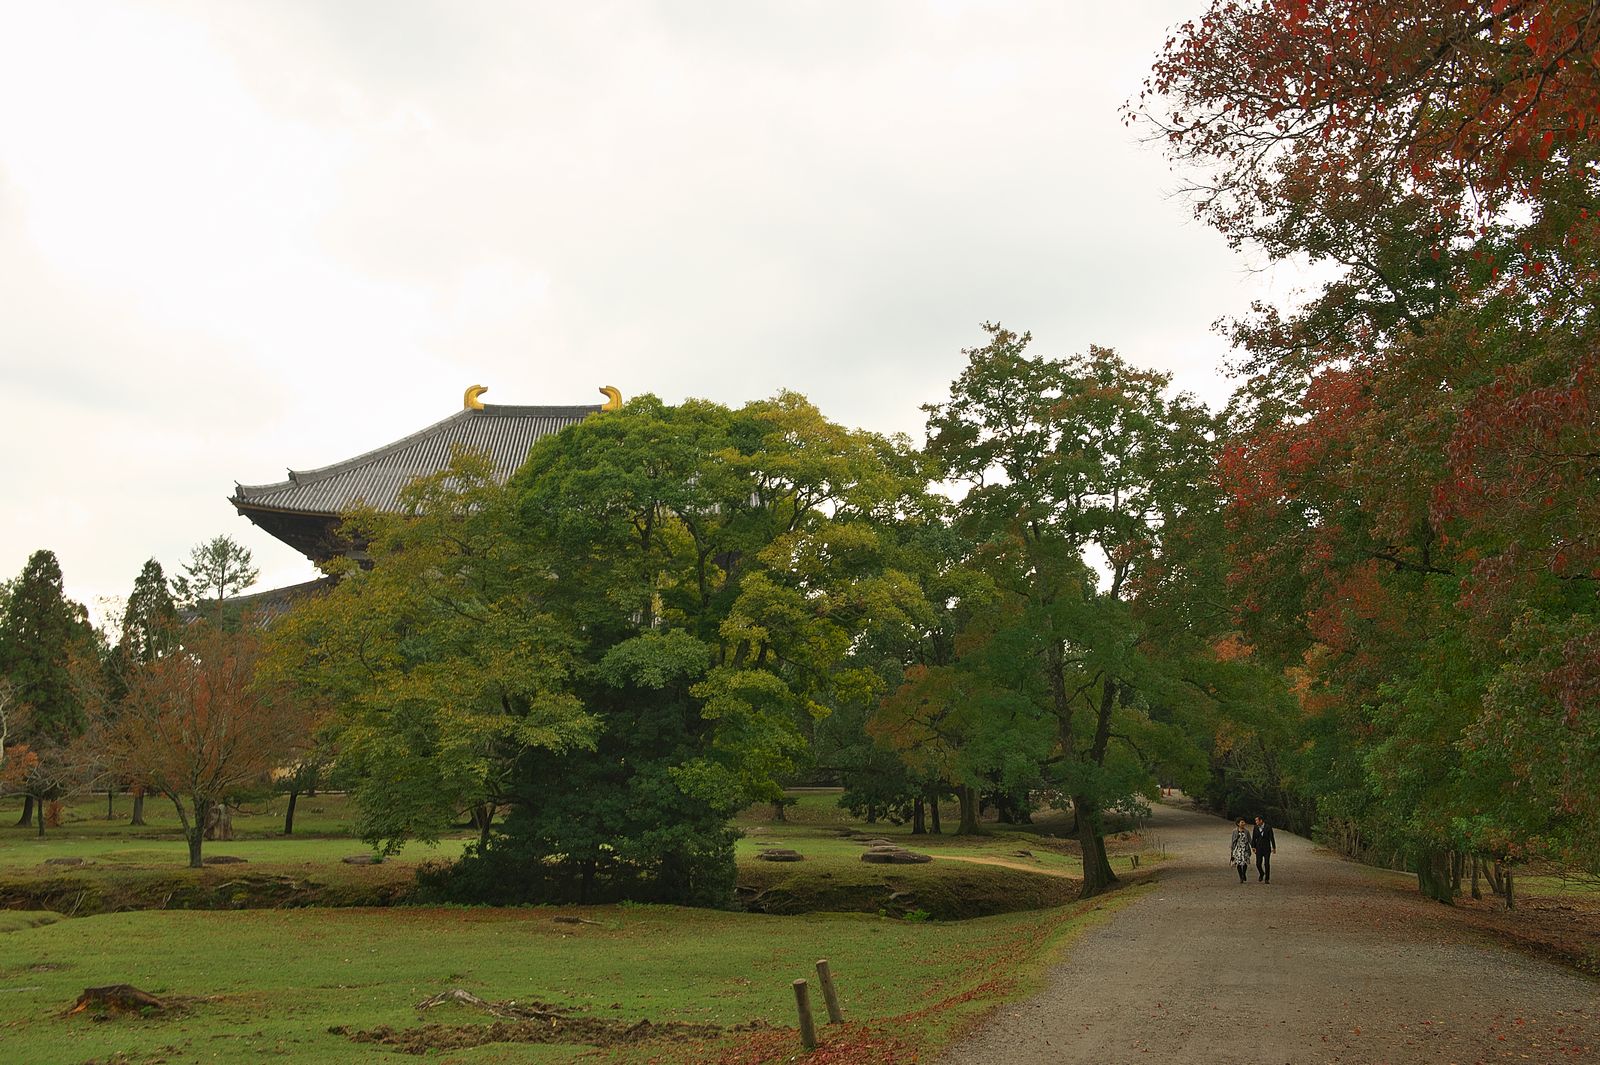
232 403 599 518
183 575 338 626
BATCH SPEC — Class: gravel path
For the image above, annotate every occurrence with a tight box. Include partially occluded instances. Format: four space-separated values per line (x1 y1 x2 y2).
940 800 1598 1065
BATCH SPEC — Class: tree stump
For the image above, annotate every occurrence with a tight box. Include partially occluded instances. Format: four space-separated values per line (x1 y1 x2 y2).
69 985 167 1015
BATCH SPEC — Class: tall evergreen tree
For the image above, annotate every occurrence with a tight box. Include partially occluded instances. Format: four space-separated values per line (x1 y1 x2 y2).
0 550 90 745
105 559 179 825
118 560 178 665
171 535 258 616
0 550 94 828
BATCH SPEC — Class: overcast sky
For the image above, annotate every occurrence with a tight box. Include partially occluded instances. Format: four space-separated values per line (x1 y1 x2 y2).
1 0 1301 618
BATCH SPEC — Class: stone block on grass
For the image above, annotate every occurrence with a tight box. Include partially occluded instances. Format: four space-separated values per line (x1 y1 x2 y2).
861 847 932 865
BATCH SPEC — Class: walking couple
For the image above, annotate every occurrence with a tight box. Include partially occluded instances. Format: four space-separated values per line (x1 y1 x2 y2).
1229 816 1276 883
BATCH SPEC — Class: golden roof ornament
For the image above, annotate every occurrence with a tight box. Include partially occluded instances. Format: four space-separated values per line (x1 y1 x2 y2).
599 385 622 411
463 384 488 410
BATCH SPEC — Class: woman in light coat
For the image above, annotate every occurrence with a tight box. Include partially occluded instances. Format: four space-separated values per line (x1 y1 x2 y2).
1229 818 1253 883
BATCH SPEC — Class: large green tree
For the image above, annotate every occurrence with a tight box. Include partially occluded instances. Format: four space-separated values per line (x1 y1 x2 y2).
923 328 1244 897
272 393 925 905
265 450 593 852
487 394 923 904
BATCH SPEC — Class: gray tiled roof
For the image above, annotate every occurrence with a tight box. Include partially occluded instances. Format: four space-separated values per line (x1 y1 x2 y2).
183 575 338 626
232 404 597 516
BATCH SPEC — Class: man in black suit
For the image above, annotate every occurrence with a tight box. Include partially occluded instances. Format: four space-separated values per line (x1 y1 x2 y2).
1252 816 1276 882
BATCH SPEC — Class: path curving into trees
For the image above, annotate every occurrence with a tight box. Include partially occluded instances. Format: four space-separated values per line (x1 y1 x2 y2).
941 800 1597 1065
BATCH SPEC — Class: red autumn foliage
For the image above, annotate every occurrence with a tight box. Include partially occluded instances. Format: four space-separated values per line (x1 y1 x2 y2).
111 623 311 866
1139 1 1600 225
1143 0 1600 865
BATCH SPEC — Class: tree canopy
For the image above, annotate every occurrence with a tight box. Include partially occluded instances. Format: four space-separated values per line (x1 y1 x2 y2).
1140 0 1600 889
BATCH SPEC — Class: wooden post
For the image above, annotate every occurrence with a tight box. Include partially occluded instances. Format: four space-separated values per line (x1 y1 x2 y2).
815 959 843 1024
793 979 818 1050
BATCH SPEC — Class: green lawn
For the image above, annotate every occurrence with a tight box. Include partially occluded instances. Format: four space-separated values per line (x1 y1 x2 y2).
0 793 464 914
0 788 1163 1060
0 789 1168 919
1518 875 1600 899
1 792 364 841
0 894 1139 1064
0 833 468 872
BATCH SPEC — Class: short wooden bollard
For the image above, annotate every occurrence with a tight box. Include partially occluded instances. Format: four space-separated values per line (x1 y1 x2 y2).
815 958 844 1024
793 979 818 1050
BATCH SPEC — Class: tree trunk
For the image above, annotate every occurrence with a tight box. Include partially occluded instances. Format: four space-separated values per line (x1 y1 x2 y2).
187 797 205 868
283 790 299 835
864 803 877 825
1470 855 1481 900
911 798 925 835
475 803 495 848
929 792 942 834
106 789 115 820
1451 850 1465 895
1416 847 1455 904
15 795 32 827
1073 794 1118 899
130 788 146 826
580 856 597 903
771 800 787 822
35 798 45 837
1504 870 1515 911
956 785 980 835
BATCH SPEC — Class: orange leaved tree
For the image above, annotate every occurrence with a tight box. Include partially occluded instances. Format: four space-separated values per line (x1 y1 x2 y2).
113 623 304 868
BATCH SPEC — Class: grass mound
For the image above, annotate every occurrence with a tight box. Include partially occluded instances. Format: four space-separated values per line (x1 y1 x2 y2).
0 910 62 934
0 864 420 917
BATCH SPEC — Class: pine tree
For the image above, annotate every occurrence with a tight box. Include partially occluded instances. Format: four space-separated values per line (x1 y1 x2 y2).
107 559 178 826
0 550 94 829
171 535 259 618
0 550 90 744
